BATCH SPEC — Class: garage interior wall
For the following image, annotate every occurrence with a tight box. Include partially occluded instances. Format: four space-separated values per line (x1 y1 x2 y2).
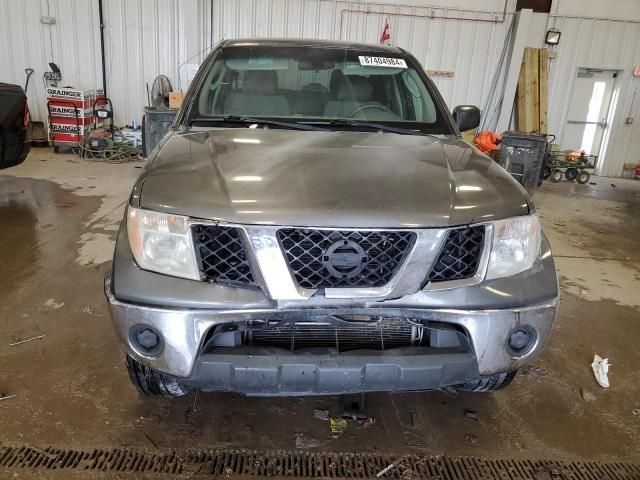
0 0 639 176
544 15 640 177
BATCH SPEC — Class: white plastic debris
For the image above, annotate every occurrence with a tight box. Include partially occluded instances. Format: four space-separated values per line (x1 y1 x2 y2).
591 355 610 388
44 298 65 309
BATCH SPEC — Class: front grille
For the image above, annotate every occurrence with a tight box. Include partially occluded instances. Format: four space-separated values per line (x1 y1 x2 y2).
428 226 485 282
192 225 256 287
277 229 416 289
247 318 423 352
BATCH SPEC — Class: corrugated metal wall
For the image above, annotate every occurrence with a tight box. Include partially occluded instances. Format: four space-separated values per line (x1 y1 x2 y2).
1 0 639 176
0 0 207 128
0 0 101 124
207 1 515 116
102 0 210 126
0 0 515 125
546 16 640 177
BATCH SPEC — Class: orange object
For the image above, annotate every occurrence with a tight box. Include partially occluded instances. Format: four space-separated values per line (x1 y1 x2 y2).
474 131 502 154
564 150 586 163
169 91 183 109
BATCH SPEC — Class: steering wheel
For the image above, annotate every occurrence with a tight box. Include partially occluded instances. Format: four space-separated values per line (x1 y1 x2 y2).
349 104 393 118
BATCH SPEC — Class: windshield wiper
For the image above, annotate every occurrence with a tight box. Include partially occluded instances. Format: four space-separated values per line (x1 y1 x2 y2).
305 119 433 137
188 115 324 131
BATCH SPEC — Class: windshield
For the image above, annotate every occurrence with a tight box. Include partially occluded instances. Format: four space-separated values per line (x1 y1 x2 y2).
187 45 452 134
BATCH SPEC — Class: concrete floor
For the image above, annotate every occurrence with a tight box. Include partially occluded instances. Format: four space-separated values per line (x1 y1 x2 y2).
1 149 639 473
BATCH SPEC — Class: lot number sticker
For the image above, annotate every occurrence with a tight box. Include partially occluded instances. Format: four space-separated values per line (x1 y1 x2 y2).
358 56 407 68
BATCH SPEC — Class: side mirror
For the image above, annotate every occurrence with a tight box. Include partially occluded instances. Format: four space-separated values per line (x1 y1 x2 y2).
452 105 480 132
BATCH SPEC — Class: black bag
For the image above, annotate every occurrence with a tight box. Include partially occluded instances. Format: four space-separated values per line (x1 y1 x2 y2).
0 82 31 169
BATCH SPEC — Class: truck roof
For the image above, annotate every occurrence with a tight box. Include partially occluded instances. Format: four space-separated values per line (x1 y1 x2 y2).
219 38 405 54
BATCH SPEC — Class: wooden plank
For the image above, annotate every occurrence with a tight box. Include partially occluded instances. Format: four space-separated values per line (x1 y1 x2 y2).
516 47 551 133
516 53 528 132
529 48 540 132
522 48 534 132
538 48 549 134
526 48 533 131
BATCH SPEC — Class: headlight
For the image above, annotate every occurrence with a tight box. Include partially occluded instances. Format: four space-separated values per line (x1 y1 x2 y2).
127 206 200 280
486 214 541 280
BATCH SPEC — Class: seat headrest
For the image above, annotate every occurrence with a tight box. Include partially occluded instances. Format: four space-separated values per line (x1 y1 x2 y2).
329 69 345 99
337 75 371 101
244 70 278 94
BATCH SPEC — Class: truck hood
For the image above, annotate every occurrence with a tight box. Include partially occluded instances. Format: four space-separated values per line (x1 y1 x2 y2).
139 129 529 228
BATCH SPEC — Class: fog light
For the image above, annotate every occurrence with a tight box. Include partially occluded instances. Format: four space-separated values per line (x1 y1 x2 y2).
507 325 537 356
137 328 159 348
130 325 163 356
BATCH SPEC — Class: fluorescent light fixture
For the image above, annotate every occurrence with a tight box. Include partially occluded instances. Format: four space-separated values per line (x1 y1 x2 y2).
456 185 482 192
232 138 261 144
231 199 257 203
232 176 262 182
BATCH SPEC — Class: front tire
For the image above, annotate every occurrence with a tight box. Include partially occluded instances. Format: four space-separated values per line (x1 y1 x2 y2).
125 354 191 397
457 370 517 392
550 169 563 182
564 167 578 181
576 171 590 184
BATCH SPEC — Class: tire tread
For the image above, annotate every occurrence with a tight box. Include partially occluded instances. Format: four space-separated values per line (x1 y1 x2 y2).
125 355 191 397
458 370 517 392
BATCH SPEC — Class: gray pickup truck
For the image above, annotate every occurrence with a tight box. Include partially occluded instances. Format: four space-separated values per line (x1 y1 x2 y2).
106 39 558 397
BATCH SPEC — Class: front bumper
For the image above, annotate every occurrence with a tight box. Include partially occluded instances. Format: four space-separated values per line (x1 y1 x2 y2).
105 275 557 395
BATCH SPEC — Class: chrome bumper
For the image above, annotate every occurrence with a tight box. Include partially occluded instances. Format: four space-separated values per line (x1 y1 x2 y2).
105 274 558 384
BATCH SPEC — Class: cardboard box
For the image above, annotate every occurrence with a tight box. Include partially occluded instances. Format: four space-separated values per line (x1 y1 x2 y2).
169 91 183 109
46 86 105 145
48 114 95 126
48 121 102 144
46 87 104 109
47 104 94 118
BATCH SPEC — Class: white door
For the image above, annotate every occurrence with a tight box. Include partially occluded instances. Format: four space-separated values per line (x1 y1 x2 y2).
562 69 617 157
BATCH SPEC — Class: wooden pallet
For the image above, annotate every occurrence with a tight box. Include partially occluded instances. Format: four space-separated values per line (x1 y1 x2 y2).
516 47 548 134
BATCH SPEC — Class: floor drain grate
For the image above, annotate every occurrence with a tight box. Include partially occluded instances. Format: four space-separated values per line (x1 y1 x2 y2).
1 443 639 478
